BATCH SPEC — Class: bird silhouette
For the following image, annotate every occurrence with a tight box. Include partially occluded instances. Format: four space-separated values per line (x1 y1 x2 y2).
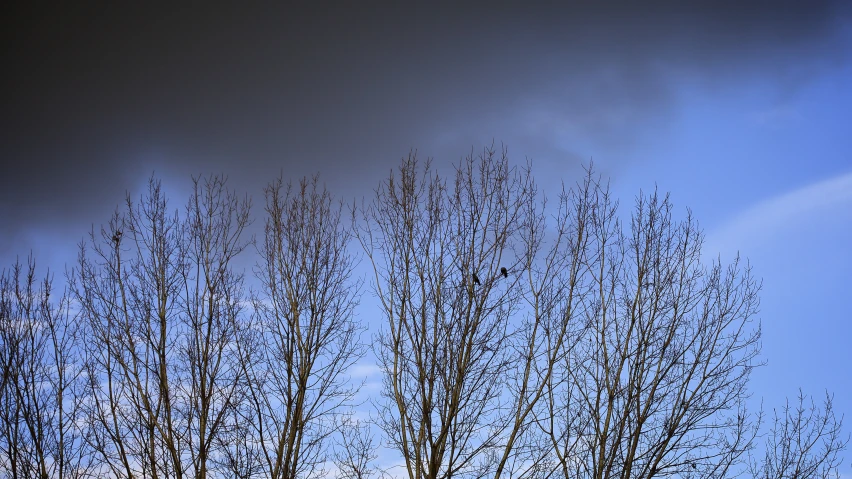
500 267 508 278
472 273 480 285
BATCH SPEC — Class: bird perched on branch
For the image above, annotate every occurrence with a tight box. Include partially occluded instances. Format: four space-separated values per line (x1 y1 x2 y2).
500 267 508 278
472 273 480 285
112 230 122 244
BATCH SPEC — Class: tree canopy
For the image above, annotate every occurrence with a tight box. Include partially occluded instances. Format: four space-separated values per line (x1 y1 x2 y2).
0 147 847 479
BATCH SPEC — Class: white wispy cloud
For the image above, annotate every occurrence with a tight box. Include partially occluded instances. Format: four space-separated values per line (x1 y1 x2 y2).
705 170 852 257
350 362 382 379
749 104 803 127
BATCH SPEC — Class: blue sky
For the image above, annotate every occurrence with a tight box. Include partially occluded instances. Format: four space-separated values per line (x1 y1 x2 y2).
2 2 851 474
615 64 852 431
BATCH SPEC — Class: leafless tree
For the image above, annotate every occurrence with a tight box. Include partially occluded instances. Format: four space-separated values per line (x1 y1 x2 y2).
749 391 848 479
72 180 184 478
534 171 765 479
241 174 364 479
0 257 90 479
71 175 251 479
334 417 378 479
179 175 253 478
356 146 542 479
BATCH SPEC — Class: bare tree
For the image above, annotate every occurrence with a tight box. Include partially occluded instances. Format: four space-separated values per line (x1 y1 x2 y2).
72 180 184 478
242 174 364 479
71 175 251 479
334 417 378 479
749 391 848 479
534 172 765 479
179 175 253 479
356 146 541 479
0 257 90 479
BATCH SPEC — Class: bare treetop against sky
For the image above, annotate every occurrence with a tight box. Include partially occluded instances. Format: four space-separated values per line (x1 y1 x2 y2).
1 0 852 467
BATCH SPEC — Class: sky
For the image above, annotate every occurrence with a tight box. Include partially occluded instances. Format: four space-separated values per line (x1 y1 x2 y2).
2 1 852 472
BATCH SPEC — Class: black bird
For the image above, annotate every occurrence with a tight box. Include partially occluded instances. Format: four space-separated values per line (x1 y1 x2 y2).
472 273 480 285
692 463 697 470
500 267 508 278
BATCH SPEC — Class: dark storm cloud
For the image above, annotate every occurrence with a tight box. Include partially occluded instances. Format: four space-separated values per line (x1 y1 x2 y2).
2 1 851 260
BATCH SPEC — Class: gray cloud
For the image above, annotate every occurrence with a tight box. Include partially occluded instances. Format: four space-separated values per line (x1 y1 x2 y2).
2 1 851 262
